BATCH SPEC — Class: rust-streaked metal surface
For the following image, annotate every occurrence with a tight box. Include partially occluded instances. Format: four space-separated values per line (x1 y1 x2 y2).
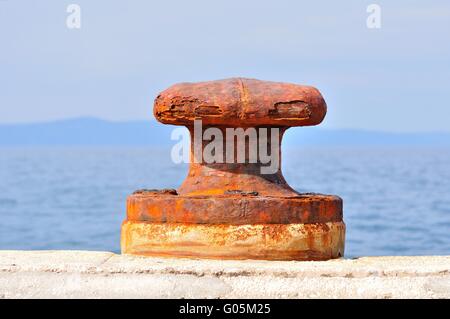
121 221 345 261
154 78 327 127
127 192 342 225
121 78 345 260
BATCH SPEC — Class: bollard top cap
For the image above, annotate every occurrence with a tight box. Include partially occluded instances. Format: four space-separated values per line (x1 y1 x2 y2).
153 78 327 127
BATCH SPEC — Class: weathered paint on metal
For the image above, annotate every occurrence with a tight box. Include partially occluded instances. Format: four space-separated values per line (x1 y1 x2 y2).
121 221 345 261
126 192 343 225
154 78 327 127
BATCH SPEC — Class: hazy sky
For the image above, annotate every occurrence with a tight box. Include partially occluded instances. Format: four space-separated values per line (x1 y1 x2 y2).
1 0 449 132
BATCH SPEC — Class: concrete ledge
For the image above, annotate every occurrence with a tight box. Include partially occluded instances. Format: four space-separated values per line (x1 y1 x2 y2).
0 251 449 298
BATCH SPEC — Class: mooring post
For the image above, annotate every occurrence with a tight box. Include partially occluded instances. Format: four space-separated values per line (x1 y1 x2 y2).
121 78 345 260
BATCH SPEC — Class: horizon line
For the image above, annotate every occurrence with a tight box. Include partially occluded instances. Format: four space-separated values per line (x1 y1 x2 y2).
1 116 450 135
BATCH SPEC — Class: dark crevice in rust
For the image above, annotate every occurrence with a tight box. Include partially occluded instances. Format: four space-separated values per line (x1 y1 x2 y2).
194 105 222 116
269 100 311 119
133 189 178 195
224 190 259 196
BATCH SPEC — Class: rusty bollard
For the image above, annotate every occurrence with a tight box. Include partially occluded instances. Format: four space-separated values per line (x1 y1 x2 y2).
121 78 345 260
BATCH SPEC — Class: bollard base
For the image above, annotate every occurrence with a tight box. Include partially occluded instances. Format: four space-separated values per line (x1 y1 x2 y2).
121 221 345 261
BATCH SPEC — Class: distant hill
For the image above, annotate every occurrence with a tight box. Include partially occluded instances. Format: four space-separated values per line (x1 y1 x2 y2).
0 118 173 146
0 117 449 146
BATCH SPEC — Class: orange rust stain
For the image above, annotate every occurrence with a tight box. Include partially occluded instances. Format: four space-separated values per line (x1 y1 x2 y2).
121 221 345 261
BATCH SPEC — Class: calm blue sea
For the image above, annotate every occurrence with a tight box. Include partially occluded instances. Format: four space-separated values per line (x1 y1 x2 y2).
0 146 449 258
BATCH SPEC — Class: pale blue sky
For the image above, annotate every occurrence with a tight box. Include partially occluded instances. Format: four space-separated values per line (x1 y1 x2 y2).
0 0 449 132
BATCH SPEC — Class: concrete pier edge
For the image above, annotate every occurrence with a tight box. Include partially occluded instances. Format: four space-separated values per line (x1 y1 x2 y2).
0 251 449 298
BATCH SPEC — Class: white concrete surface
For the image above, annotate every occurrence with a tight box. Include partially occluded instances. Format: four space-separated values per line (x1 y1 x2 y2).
0 251 449 298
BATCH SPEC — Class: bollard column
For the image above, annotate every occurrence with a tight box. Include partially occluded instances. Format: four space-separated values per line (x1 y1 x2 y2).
121 78 345 260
